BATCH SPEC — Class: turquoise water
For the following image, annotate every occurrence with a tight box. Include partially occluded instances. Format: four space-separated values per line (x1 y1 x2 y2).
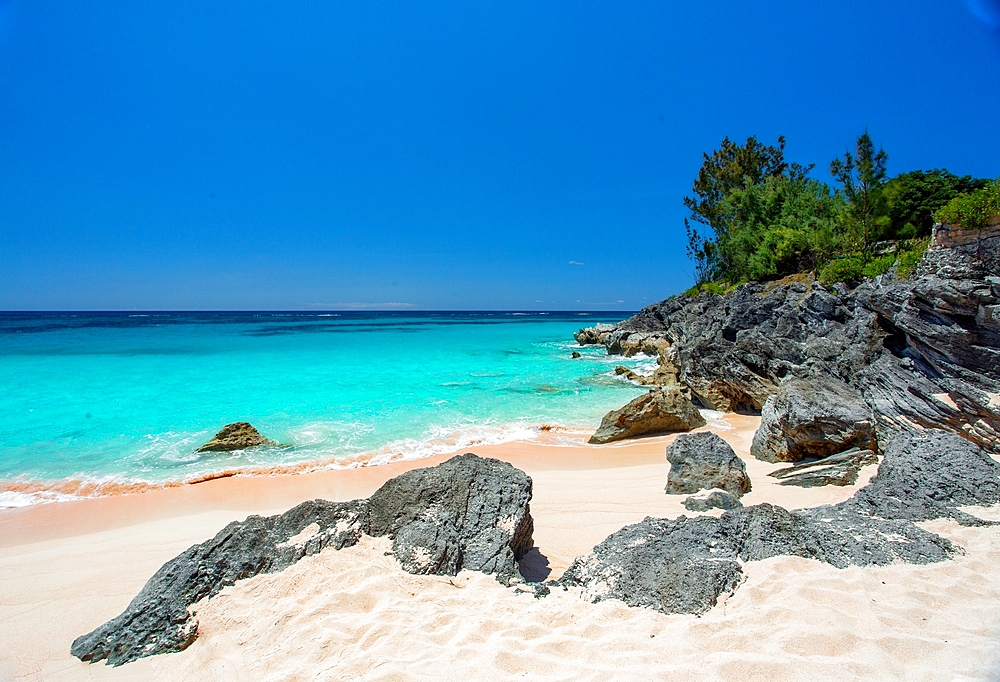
0 312 651 505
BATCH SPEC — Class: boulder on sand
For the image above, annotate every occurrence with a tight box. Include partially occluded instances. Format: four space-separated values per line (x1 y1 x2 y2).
750 376 876 463
589 388 706 444
665 432 751 497
196 422 278 452
71 454 534 666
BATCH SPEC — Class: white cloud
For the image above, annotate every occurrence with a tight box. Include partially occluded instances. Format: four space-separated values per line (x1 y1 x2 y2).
568 260 584 266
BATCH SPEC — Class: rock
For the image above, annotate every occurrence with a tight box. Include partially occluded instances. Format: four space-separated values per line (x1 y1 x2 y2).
71 454 533 666
589 388 706 444
682 489 743 512
558 502 953 616
848 428 1000 525
769 447 878 487
561 426 1000 616
574 323 616 346
750 376 876 463
583 234 1000 456
196 422 278 452
665 432 751 497
70 499 366 666
571 351 581 358
366 453 533 581
614 362 682 388
605 331 671 357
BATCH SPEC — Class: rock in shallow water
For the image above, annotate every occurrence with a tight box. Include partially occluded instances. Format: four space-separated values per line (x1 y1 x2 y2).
589 388 706 444
196 422 278 452
666 432 751 497
71 453 533 666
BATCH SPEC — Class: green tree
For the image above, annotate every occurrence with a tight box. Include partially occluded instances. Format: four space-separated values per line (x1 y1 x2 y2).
883 170 989 238
718 175 845 282
830 131 889 258
684 136 809 282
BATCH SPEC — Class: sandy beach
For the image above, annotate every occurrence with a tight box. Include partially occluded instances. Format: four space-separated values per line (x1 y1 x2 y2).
2 415 999 681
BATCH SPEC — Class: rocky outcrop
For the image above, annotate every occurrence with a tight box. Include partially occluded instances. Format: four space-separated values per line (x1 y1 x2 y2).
589 388 706 444
71 454 533 666
750 376 876 463
614 363 681 387
196 422 278 452
682 489 743 512
769 447 878 488
574 323 616 346
665 432 751 497
560 428 999 615
585 232 1000 454
848 429 1000 525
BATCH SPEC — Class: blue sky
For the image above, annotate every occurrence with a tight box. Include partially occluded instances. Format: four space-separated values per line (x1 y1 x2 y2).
1 0 998 310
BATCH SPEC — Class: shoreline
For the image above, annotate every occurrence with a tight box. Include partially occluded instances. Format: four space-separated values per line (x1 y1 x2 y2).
5 413 1000 681
0 418 736 548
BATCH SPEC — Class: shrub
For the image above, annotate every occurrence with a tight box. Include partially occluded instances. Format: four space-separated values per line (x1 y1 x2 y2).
935 179 1000 229
861 253 896 279
895 238 929 278
820 256 864 285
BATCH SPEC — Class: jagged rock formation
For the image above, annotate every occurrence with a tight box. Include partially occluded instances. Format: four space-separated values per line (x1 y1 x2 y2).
849 429 1000 526
682 489 743 512
750 376 876 463
196 422 278 452
589 388 706 444
559 429 998 615
573 323 616 346
71 454 533 666
577 224 1000 454
665 432 751 497
769 447 879 488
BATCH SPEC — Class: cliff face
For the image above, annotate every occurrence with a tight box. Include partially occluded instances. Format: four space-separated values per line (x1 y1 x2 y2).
581 222 1000 453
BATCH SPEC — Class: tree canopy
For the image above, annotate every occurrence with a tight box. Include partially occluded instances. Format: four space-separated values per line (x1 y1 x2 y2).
683 132 992 289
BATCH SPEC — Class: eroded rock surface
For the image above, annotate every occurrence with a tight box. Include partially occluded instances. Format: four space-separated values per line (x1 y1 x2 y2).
589 388 706 444
750 376 876 463
72 454 533 666
682 489 743 512
579 233 1000 454
560 428 1000 615
769 447 878 488
196 422 278 452
666 432 750 497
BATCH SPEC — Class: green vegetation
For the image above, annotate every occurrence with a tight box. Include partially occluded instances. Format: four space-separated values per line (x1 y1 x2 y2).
935 179 1000 229
684 133 993 289
884 170 987 238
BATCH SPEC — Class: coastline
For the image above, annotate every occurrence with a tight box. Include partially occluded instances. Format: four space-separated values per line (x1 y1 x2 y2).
3 414 1000 680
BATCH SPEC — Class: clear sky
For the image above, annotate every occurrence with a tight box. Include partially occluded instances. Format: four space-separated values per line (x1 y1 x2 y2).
1 0 998 310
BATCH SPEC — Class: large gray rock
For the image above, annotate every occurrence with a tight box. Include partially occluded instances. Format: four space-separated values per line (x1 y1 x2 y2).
769 447 878 488
196 422 277 452
750 376 876 463
589 388 706 444
666 432 751 497
574 323 616 346
366 454 534 579
71 454 533 666
560 426 1000 616
558 503 953 615
848 428 1000 525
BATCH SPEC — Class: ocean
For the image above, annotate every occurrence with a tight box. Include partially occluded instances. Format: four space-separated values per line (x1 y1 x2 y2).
0 311 654 506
